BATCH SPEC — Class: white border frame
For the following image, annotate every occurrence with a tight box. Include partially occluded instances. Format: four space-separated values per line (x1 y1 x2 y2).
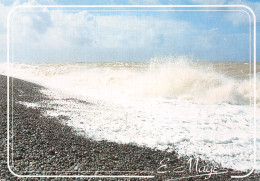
6 5 256 179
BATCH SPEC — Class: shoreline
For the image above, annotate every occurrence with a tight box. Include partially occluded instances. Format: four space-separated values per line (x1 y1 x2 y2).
0 75 259 180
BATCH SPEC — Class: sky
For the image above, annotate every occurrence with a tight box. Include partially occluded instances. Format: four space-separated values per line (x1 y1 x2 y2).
0 0 260 62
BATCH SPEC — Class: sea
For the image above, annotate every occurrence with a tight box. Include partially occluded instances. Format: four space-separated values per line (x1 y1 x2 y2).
1 55 260 172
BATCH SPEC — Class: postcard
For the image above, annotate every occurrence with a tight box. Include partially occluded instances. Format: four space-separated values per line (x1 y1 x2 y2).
0 0 259 180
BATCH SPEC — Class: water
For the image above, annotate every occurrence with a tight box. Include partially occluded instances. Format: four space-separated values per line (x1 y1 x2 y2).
1 56 260 172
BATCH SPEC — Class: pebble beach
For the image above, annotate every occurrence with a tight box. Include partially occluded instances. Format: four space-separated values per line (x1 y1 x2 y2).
0 75 259 180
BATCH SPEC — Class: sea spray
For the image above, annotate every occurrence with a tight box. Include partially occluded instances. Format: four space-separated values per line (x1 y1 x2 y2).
1 56 258 105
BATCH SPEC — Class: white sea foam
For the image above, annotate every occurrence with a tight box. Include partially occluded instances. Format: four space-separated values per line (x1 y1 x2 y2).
1 56 259 172
18 101 40 108
1 56 259 106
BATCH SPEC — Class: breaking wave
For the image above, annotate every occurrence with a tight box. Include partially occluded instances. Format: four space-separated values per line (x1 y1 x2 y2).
0 55 259 105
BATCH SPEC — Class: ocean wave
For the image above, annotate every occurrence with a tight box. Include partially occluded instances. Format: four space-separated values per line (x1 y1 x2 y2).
0 56 259 105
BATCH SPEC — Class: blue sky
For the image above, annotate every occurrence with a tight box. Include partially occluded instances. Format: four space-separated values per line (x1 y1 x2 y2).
0 0 260 62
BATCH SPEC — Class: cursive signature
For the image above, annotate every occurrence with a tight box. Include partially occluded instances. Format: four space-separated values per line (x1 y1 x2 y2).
157 157 228 179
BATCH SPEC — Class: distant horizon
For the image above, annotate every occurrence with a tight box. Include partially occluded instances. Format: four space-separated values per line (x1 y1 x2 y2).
8 53 258 63
8 59 258 63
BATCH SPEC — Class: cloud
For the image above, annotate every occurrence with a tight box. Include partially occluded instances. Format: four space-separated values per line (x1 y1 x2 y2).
16 11 52 34
0 3 10 32
0 0 57 61
10 6 251 62
0 0 254 62
49 10 97 46
11 8 192 62
93 15 190 48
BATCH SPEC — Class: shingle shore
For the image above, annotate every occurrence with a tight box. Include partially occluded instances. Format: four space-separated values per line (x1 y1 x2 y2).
0 75 258 180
